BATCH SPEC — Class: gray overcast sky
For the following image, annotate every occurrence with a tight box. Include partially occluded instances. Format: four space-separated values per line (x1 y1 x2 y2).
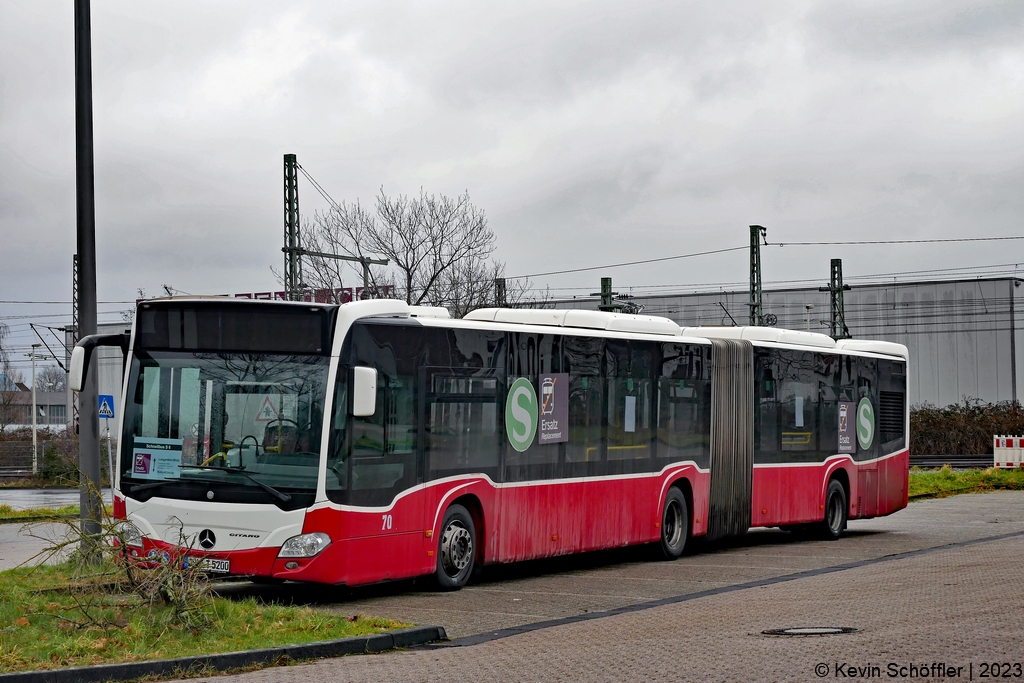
2 0 1024 363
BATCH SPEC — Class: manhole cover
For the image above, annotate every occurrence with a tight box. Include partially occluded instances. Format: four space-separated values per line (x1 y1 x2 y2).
762 627 861 636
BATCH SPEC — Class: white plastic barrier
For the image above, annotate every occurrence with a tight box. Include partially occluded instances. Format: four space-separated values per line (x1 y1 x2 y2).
993 435 1024 468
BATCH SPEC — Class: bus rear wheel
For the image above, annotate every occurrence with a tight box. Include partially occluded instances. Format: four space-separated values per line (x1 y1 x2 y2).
818 479 847 540
659 488 689 559
435 504 476 590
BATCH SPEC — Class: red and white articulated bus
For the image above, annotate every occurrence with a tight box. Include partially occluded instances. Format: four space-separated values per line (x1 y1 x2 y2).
70 298 909 589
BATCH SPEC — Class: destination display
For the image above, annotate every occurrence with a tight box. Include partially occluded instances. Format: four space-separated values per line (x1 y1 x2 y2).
132 437 183 480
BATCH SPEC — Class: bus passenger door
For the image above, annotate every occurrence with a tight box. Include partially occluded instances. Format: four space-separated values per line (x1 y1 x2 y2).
344 370 424 584
422 368 502 561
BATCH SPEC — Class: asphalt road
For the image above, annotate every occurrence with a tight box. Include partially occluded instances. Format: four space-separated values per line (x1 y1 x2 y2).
0 487 113 510
215 491 1024 640
176 522 1024 683
182 492 1024 682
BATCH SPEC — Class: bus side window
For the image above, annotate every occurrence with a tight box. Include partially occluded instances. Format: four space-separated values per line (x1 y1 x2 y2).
504 333 561 482
658 343 711 470
352 376 387 458
853 356 879 461
326 369 349 496
427 374 499 480
564 335 603 477
817 354 841 459
605 340 654 474
779 351 818 456
753 349 779 462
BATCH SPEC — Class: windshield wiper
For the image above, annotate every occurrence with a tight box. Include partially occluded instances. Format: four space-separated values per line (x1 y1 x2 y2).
179 465 292 503
130 480 173 494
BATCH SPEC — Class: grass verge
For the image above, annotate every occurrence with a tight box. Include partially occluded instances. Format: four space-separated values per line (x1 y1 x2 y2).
0 503 113 524
0 503 82 523
909 466 1024 500
0 563 408 674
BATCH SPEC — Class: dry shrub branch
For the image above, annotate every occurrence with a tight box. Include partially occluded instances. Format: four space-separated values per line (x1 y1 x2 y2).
911 399 1024 455
24 473 215 633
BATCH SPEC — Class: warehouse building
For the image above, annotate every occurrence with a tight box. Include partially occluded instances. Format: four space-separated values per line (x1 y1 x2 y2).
550 276 1023 408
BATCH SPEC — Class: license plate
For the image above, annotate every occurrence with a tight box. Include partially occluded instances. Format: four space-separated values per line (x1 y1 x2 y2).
200 558 230 573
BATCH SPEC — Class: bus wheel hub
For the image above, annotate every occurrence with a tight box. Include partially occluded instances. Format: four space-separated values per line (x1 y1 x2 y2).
441 523 472 575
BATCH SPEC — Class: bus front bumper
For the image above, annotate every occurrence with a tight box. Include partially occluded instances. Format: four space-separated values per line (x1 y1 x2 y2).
132 537 344 583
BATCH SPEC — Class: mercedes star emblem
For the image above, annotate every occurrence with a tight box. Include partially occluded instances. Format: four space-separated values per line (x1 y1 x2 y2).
198 529 216 550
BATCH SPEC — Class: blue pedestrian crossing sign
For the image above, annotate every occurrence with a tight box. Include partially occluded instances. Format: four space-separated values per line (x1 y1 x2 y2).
98 395 115 419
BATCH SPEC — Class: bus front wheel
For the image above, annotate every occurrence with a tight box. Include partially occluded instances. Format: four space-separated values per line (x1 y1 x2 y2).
435 504 476 590
659 487 689 559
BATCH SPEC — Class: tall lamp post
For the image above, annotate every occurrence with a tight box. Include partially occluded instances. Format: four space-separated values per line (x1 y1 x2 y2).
75 0 102 549
29 344 40 475
26 346 56 475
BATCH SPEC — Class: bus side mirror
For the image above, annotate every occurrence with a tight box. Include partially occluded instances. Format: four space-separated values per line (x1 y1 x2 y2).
69 346 88 392
69 333 131 392
352 367 377 417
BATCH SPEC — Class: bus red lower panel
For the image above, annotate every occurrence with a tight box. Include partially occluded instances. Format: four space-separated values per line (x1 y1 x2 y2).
751 465 834 527
751 449 909 528
497 482 580 562
876 449 909 516
582 477 656 551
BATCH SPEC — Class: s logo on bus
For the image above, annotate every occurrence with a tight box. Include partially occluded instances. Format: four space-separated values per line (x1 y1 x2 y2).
506 377 538 452
857 397 875 450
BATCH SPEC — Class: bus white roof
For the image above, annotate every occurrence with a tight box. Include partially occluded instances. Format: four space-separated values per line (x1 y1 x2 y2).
464 308 682 336
835 338 908 359
679 326 907 358
408 306 451 319
679 326 837 349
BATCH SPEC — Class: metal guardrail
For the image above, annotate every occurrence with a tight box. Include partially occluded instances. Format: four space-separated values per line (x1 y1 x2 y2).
0 468 31 479
909 454 994 469
0 442 32 470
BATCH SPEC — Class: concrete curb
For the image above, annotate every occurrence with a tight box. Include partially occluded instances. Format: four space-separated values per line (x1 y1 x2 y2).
0 625 447 683
0 515 76 525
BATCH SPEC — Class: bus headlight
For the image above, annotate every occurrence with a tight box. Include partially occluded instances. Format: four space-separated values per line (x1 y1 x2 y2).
118 522 144 548
278 532 331 558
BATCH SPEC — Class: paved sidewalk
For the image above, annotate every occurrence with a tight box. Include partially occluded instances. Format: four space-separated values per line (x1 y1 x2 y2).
175 528 1024 683
0 521 71 570
218 491 1024 639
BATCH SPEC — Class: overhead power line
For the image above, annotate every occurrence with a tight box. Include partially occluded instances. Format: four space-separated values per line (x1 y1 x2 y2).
296 164 343 212
0 300 134 305
509 246 748 280
772 236 1024 247
506 235 1024 281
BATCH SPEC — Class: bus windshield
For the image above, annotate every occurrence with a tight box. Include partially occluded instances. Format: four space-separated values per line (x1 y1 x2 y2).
119 351 329 505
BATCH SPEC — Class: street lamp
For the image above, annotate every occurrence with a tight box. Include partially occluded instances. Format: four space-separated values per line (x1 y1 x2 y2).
29 344 40 475
25 346 56 476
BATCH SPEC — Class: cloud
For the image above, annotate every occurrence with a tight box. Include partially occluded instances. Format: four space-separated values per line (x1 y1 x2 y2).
1 0 1023 328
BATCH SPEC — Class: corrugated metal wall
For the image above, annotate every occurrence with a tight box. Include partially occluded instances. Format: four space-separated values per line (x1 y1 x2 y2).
551 277 1021 408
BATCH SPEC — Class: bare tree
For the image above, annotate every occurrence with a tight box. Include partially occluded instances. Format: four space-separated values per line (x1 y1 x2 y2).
36 364 67 392
438 257 505 319
303 188 506 315
302 199 387 303
510 283 555 310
